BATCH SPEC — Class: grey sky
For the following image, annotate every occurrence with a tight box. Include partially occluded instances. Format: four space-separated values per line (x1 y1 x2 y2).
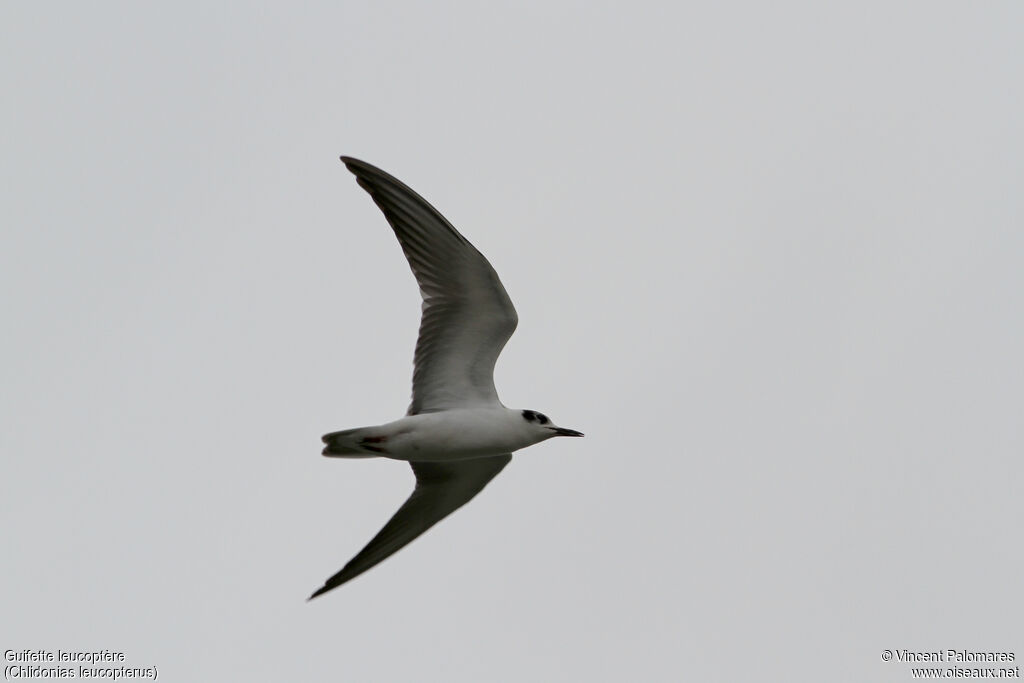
2 3 1022 681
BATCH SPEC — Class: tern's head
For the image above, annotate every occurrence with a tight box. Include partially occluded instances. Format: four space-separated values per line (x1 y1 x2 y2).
520 409 584 439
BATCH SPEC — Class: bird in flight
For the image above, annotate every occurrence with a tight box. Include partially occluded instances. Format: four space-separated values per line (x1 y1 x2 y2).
309 157 583 599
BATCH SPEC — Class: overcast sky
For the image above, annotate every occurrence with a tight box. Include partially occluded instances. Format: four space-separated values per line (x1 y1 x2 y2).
2 3 1022 682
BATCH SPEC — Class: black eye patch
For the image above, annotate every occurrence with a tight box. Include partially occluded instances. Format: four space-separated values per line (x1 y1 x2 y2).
521 410 537 422
537 414 549 424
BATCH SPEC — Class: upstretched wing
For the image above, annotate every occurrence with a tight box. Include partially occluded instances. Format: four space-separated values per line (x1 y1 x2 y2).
309 454 512 599
340 157 518 415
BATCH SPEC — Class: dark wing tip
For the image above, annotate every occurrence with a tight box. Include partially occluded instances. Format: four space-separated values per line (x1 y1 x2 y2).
339 157 402 193
340 155 374 173
308 584 331 601
308 567 361 601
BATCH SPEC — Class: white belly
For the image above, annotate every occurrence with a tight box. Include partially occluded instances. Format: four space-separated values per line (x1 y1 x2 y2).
376 409 535 462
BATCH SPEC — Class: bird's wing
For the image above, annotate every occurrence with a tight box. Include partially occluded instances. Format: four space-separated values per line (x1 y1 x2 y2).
309 454 512 598
340 157 518 415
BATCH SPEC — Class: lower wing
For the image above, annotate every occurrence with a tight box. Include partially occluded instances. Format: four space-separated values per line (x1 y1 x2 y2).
309 454 512 599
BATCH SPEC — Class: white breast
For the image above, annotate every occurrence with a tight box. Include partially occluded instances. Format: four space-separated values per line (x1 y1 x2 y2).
378 409 539 462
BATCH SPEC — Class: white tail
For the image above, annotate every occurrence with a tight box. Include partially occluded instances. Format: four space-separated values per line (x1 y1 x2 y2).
321 427 385 458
